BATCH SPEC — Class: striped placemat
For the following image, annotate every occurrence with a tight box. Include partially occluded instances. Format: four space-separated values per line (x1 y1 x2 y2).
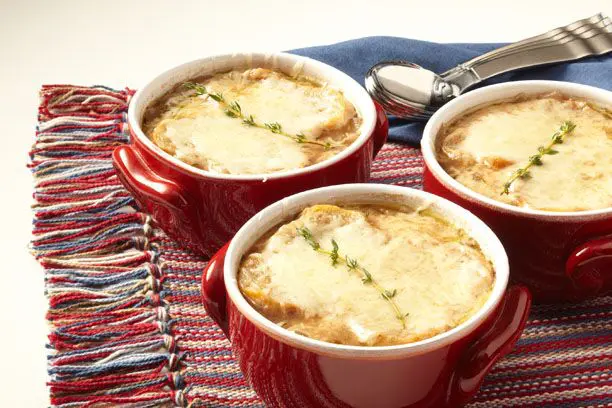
30 85 612 408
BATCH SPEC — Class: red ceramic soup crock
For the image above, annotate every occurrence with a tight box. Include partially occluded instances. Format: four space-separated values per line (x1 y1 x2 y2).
112 52 388 257
421 81 612 303
202 184 531 408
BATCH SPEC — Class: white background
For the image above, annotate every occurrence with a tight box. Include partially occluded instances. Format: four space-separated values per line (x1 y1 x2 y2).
1 1 610 406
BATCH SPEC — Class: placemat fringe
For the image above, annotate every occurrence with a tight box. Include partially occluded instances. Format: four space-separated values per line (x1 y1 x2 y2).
30 86 187 408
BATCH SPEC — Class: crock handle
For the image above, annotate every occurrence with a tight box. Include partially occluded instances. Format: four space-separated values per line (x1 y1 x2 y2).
566 236 612 296
112 145 192 214
450 285 531 406
201 242 230 337
372 101 389 158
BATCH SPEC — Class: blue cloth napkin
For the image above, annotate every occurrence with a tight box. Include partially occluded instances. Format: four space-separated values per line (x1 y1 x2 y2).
291 36 612 145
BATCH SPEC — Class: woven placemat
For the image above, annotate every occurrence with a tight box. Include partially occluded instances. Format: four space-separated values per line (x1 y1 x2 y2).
30 85 611 408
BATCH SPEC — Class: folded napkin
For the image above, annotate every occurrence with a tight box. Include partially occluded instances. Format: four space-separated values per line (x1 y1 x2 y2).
292 37 612 145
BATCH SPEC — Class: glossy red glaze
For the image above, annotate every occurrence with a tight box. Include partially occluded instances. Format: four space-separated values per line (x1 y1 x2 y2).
112 103 388 257
201 244 531 408
201 241 230 336
372 101 389 157
424 167 612 302
566 236 612 296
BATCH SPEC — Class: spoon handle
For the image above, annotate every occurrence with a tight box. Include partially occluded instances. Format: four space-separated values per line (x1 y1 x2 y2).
440 13 612 93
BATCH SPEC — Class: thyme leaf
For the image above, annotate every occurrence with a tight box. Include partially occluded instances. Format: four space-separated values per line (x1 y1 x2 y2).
183 82 207 96
330 239 339 265
264 122 282 134
242 114 256 126
209 92 224 103
297 226 320 250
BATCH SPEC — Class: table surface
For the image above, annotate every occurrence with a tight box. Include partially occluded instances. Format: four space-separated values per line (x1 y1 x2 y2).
2 1 611 406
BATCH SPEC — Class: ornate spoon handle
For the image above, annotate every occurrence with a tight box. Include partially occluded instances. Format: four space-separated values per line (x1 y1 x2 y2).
438 13 612 96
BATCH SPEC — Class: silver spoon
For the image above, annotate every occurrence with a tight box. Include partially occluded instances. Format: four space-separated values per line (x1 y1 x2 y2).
366 13 612 121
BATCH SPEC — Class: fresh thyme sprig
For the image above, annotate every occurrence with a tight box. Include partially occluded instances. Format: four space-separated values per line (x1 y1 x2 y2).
297 226 408 329
501 120 576 195
183 82 333 150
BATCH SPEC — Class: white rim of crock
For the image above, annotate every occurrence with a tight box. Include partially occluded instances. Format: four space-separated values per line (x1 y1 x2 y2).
421 80 612 221
222 184 509 359
127 52 376 181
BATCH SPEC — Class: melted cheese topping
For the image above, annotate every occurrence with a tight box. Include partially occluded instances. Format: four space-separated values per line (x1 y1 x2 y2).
238 204 494 346
143 68 360 175
437 93 612 211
